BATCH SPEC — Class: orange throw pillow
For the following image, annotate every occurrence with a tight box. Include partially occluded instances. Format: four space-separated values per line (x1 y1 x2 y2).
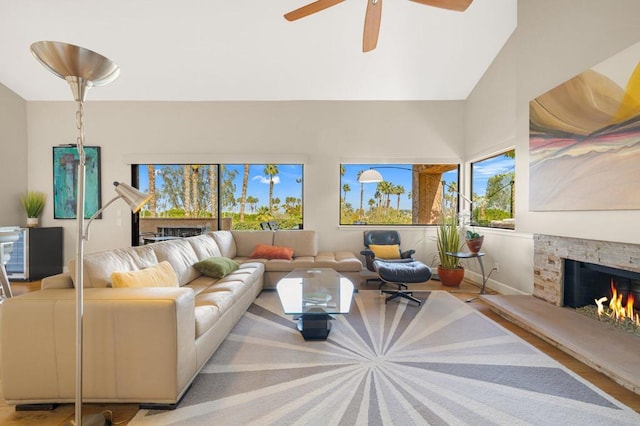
250 243 294 260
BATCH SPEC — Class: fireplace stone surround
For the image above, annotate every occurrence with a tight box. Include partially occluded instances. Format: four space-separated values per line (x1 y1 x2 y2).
533 234 640 306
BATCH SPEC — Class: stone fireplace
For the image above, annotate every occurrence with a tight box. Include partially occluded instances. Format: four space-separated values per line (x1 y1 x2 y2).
533 234 640 307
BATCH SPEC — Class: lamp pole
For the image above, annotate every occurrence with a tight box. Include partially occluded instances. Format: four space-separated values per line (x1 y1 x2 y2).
31 41 120 426
74 93 87 426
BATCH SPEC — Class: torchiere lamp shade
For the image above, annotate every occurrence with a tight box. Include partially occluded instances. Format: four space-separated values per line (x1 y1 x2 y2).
30 41 120 101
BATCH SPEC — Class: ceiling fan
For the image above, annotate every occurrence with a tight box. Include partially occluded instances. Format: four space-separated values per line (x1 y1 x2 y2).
284 0 473 52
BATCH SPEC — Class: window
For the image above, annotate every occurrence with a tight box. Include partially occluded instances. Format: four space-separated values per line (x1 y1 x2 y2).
470 150 515 229
219 164 303 230
135 164 303 240
340 164 459 225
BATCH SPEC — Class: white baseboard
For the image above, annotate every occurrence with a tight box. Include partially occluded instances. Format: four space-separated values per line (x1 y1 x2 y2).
464 270 529 296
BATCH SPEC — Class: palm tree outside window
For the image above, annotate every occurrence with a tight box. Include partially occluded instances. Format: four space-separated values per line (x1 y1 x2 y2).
134 163 303 241
340 163 459 226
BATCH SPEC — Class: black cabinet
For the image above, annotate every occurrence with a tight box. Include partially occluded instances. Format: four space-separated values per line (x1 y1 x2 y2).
5 227 63 281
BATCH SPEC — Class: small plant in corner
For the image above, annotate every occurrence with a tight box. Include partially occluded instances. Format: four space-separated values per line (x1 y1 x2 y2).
21 191 46 218
436 210 461 270
465 229 484 254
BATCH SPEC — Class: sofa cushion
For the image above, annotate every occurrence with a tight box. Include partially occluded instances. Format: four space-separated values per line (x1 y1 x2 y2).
194 305 221 339
186 234 222 259
313 251 364 272
193 257 239 278
368 244 401 259
250 243 294 260
231 230 274 257
219 262 264 286
110 261 179 288
151 239 201 286
212 231 237 258
262 256 316 272
195 290 235 313
273 230 318 257
73 245 159 288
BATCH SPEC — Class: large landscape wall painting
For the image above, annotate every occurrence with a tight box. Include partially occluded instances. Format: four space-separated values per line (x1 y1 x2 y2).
529 43 640 211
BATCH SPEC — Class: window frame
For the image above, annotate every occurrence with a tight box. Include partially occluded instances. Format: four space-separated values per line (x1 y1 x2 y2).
131 162 304 244
339 163 460 227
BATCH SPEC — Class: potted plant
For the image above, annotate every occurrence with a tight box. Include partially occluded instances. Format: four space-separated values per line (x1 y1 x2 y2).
465 229 484 253
20 191 46 227
436 204 464 287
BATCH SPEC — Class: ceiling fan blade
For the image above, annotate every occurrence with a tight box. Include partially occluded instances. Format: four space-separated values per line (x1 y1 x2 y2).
409 0 473 12
284 0 345 21
363 0 383 52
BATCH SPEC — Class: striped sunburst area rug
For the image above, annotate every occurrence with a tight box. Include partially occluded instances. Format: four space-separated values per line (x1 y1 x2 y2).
131 290 640 425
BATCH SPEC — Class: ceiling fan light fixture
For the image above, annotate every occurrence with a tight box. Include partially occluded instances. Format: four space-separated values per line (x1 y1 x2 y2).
284 0 474 52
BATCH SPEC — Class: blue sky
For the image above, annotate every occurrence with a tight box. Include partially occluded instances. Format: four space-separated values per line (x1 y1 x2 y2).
340 164 459 211
233 164 303 207
471 154 515 197
138 164 303 211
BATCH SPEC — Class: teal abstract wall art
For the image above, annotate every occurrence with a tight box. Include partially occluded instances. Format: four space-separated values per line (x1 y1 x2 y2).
52 145 102 219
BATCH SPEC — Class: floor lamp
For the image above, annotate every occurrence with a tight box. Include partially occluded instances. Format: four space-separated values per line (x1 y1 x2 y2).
30 41 149 426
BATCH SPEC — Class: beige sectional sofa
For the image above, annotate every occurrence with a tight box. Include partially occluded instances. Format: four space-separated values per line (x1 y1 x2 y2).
0 229 362 409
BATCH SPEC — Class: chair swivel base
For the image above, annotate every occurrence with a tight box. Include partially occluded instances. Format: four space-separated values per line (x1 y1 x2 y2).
381 287 422 305
379 281 407 290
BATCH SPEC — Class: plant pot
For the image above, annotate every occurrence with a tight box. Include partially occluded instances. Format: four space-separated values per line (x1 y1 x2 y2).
466 236 484 253
437 266 465 287
26 217 39 228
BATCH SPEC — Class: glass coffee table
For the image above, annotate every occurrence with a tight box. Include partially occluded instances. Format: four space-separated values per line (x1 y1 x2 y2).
276 268 354 341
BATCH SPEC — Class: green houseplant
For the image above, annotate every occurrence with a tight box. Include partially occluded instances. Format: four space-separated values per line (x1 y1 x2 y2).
436 194 464 287
20 191 46 227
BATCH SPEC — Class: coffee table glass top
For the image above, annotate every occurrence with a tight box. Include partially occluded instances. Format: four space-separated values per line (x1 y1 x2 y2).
276 268 354 315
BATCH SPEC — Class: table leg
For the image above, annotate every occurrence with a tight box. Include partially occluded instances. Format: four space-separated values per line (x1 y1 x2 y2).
465 256 487 303
477 256 487 295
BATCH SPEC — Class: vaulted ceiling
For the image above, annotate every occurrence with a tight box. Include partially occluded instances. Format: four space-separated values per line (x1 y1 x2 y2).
0 0 516 101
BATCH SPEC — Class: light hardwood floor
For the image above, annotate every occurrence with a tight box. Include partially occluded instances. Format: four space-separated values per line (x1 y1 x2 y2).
1 279 638 425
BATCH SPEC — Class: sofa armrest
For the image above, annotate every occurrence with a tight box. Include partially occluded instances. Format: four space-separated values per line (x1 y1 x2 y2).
1 287 197 404
41 272 74 289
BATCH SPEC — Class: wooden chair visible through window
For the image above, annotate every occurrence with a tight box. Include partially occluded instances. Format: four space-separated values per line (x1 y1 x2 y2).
260 221 279 230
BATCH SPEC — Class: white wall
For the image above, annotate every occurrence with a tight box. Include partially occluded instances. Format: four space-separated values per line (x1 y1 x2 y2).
465 0 640 294
0 83 27 226
26 101 464 265
20 0 640 294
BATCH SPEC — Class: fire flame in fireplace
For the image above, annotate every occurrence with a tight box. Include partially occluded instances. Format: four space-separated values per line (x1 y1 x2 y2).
594 279 640 327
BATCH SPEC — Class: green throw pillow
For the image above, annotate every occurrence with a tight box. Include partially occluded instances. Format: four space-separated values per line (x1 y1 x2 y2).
194 257 240 278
